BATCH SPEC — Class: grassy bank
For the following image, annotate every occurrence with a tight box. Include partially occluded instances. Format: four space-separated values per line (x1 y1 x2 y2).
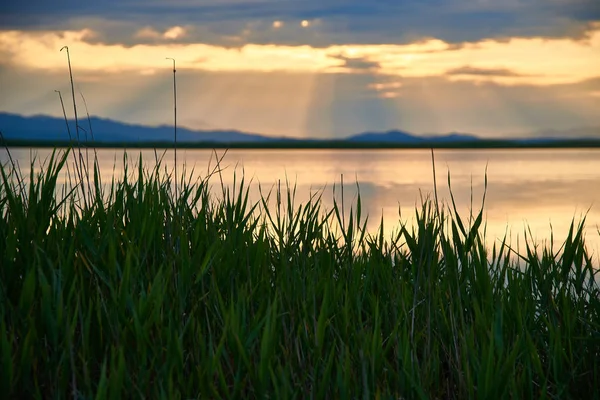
1 148 599 399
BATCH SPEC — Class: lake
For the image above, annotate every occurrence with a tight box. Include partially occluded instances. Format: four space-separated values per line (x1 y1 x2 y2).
2 147 600 257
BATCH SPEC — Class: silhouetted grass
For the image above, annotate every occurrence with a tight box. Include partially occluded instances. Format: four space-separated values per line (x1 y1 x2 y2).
1 148 599 399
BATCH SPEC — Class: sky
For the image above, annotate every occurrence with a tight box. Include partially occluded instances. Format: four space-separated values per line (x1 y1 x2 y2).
1 0 599 139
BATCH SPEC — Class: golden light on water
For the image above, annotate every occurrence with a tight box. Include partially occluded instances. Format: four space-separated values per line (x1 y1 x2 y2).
6 147 599 254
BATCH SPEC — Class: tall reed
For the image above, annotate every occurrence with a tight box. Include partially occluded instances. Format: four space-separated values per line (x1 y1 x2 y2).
166 57 178 200
0 149 598 398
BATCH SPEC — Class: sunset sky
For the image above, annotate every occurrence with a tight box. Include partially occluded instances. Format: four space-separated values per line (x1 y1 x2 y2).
1 0 599 139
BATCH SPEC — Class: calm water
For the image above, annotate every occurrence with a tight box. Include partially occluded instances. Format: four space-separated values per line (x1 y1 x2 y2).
3 147 600 256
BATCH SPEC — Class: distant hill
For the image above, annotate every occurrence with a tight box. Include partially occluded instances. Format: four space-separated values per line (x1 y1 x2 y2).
528 127 600 140
347 130 424 143
1 112 599 146
348 130 479 143
0 112 279 144
422 132 481 142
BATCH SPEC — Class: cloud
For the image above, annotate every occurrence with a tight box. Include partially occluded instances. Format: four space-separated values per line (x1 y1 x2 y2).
134 27 162 40
329 55 380 73
163 26 186 40
1 0 599 47
1 27 598 86
134 25 191 41
365 80 404 99
446 66 530 77
0 30 343 73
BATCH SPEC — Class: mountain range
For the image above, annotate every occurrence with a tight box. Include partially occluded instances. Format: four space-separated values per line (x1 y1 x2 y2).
1 112 599 145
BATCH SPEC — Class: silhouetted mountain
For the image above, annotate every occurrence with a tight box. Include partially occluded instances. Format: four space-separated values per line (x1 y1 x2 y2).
347 130 423 143
348 130 479 143
2 112 599 145
0 112 279 143
422 132 480 142
527 127 600 140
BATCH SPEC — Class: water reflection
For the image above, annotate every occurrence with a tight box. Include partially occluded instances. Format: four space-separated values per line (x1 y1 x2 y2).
2 147 599 255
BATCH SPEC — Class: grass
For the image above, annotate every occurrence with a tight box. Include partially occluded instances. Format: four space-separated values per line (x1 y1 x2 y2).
1 146 599 399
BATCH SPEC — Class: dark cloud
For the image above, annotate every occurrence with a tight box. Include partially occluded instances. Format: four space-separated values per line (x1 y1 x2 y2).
1 0 599 47
329 55 380 72
445 66 531 77
554 0 600 22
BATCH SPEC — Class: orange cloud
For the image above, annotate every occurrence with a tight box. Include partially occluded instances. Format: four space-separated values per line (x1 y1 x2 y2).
163 26 186 40
1 27 598 85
